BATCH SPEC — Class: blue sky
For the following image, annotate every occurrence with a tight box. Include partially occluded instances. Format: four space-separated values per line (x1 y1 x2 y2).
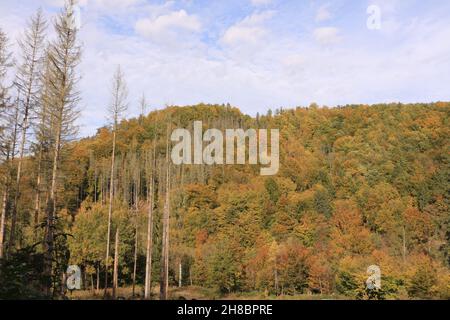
1 0 450 136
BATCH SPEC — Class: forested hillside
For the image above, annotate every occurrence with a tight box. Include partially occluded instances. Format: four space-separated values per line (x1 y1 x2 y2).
2 101 450 299
0 3 449 300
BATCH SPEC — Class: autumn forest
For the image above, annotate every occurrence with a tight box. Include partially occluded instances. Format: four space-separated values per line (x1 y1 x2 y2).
0 3 449 300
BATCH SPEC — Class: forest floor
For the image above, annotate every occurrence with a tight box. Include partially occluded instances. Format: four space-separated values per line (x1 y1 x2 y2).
69 286 350 300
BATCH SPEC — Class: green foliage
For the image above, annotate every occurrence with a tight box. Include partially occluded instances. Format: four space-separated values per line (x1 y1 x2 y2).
313 187 333 218
335 271 359 297
0 246 47 299
408 265 438 299
206 240 243 295
265 178 280 204
68 201 137 285
2 102 450 299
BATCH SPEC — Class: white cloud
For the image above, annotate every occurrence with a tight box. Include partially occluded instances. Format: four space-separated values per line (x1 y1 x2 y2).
45 0 142 9
2 0 450 137
135 10 201 42
250 0 272 6
315 4 332 22
92 0 142 8
43 0 68 6
313 27 341 45
221 11 274 47
282 54 305 67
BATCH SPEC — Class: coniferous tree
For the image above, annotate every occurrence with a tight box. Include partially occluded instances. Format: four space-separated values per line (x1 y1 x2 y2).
0 28 13 259
104 65 128 296
9 9 47 252
42 0 81 295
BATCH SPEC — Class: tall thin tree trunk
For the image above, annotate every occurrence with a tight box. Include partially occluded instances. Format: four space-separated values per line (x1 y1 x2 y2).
3 98 20 257
0 145 12 260
96 266 100 294
132 182 138 298
0 171 10 259
132 227 138 297
44 123 62 296
104 66 127 297
274 268 279 296
33 145 43 242
402 226 407 262
42 3 82 296
179 261 182 288
104 127 116 296
10 80 33 252
160 131 170 300
144 148 155 299
9 111 29 252
112 228 119 299
10 10 46 252
132 202 138 298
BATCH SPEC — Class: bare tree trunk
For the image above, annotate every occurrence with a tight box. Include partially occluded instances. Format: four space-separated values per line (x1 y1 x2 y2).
0 147 12 259
132 189 138 298
179 261 182 288
0 174 10 259
33 146 43 242
104 127 116 296
274 268 279 296
112 228 119 299
9 9 46 252
0 26 13 261
34 71 49 243
96 266 100 294
131 165 139 298
2 98 20 257
160 131 170 300
402 226 407 262
144 148 155 299
44 123 62 296
104 66 127 297
9 114 28 252
42 2 82 296
132 227 138 297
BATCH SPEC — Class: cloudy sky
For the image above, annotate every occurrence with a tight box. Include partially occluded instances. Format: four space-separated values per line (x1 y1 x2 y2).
1 0 450 136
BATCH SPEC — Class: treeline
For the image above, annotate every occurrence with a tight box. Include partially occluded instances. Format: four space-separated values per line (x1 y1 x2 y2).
0 2 449 300
0 0 83 298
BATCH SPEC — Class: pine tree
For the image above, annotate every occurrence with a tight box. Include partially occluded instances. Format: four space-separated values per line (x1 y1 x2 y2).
9 8 47 252
42 0 81 295
0 29 14 259
104 65 128 296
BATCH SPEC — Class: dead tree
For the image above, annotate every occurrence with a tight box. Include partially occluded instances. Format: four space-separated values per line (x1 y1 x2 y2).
9 9 47 252
0 30 14 259
112 228 120 299
42 1 81 295
144 136 156 299
160 126 171 300
104 65 128 296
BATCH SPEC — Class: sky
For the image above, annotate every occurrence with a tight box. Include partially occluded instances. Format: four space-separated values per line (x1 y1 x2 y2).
1 0 450 137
